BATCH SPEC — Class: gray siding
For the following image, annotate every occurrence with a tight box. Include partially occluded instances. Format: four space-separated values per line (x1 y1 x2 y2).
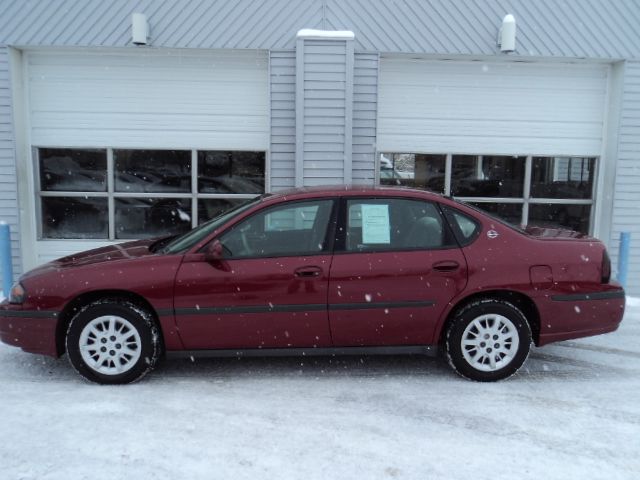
270 50 296 191
611 61 640 296
296 37 353 186
352 52 378 184
1 0 639 59
0 47 20 279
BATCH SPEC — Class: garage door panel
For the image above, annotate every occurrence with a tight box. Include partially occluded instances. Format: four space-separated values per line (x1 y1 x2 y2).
382 58 607 79
380 72 607 91
378 58 608 156
380 134 602 157
30 87 268 113
32 129 268 151
379 90 604 113
379 119 603 140
27 49 266 69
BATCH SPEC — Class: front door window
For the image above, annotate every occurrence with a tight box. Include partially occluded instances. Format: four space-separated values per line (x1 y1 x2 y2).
219 200 335 258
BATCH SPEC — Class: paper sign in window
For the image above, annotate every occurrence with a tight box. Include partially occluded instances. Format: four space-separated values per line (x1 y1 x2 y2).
361 204 390 244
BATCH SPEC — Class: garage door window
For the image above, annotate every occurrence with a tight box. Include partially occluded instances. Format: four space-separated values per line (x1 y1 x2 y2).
37 148 265 240
451 155 526 198
379 154 446 192
115 150 191 193
380 153 596 234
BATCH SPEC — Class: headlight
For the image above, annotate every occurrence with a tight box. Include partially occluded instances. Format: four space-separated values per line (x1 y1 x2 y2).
9 282 25 304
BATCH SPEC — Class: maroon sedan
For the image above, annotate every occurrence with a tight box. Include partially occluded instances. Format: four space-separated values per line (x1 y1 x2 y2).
0 186 625 384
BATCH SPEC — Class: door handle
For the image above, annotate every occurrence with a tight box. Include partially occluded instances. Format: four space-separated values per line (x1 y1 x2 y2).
432 260 460 272
294 266 323 278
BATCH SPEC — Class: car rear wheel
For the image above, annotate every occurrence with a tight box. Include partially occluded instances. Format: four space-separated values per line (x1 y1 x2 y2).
66 300 162 384
445 299 531 382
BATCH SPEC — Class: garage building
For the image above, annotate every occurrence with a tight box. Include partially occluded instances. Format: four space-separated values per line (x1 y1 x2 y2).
0 0 639 294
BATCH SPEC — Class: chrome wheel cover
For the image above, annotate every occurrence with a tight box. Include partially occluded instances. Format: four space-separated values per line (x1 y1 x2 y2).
79 315 142 375
461 313 520 372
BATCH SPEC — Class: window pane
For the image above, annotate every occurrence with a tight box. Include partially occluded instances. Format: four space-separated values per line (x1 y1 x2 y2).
198 151 265 194
346 198 454 252
531 157 595 199
265 204 320 231
467 202 523 226
198 198 248 225
219 200 333 258
379 153 446 193
39 148 107 192
452 155 525 197
115 150 191 193
115 198 192 239
41 197 108 239
528 204 591 234
452 211 478 239
442 207 480 244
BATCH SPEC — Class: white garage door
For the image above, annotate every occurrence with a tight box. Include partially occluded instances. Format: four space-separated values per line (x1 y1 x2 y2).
24 49 269 266
378 58 608 156
28 49 268 150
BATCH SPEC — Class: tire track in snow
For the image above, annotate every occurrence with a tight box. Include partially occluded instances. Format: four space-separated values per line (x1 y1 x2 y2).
555 341 640 360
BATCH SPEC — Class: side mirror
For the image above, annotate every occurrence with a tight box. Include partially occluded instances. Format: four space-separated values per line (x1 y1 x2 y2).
204 240 224 262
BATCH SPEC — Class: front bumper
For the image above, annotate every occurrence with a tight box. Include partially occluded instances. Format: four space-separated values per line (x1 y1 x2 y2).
0 304 59 357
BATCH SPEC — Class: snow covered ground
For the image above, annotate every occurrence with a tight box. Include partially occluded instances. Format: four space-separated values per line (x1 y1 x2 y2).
1 301 639 480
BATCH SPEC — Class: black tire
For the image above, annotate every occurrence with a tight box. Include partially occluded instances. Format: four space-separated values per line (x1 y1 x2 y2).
445 299 531 382
66 299 162 385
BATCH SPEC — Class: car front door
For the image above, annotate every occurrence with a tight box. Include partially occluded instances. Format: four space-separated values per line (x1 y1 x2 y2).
328 197 468 346
173 198 337 350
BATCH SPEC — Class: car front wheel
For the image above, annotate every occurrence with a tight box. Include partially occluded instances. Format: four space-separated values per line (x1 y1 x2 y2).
66 300 162 384
445 299 532 382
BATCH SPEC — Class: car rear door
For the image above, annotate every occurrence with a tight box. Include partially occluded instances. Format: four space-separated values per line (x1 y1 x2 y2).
328 197 467 346
173 198 337 350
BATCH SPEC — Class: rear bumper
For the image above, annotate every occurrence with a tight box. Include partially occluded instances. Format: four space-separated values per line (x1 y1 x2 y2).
539 323 621 346
0 305 59 357
537 287 625 346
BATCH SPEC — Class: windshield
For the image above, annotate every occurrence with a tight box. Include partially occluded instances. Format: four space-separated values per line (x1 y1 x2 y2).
161 197 262 254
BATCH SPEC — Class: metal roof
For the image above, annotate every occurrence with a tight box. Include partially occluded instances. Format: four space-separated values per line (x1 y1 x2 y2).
0 0 638 59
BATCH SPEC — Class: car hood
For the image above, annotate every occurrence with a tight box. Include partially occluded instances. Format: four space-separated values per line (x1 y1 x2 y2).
21 239 159 280
524 226 593 240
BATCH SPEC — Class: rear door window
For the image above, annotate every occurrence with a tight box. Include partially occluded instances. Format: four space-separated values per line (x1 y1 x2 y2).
344 198 456 252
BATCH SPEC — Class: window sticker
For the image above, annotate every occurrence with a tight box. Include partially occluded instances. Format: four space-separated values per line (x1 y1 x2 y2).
361 204 391 244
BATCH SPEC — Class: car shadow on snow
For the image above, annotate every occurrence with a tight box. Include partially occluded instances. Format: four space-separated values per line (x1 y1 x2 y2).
153 354 453 381
0 344 629 384
150 347 630 383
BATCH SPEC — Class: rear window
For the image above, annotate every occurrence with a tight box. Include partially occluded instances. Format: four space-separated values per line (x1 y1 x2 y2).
442 206 481 246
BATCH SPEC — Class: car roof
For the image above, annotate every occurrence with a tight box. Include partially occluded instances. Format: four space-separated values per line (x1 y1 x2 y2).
262 184 448 204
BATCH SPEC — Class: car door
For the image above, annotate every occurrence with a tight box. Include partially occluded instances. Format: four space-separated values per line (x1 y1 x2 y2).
173 198 337 350
328 196 468 346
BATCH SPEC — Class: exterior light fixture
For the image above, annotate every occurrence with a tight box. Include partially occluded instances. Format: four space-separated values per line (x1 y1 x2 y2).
132 13 149 45
498 14 516 53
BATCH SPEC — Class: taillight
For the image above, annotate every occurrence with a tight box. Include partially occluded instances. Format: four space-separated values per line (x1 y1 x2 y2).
601 249 611 283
